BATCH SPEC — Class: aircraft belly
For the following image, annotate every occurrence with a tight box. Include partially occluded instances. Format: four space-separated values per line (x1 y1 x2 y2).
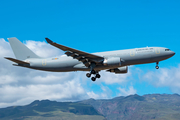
151 54 173 62
29 59 79 71
73 63 124 71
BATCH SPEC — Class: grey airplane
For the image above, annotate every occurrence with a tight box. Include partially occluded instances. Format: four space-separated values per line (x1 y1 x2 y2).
5 37 175 81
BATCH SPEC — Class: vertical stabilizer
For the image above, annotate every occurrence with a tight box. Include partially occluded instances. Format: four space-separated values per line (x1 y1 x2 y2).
8 37 40 60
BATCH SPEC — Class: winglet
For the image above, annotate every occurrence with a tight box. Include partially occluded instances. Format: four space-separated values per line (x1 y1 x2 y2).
45 38 54 44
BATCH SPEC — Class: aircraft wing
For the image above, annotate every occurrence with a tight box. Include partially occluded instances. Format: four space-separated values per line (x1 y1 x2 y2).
45 38 104 67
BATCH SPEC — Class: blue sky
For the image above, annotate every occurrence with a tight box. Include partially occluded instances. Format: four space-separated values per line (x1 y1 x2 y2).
0 0 180 105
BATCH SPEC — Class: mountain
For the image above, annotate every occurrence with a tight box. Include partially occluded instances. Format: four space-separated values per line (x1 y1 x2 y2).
80 94 180 120
1 94 180 120
0 100 106 120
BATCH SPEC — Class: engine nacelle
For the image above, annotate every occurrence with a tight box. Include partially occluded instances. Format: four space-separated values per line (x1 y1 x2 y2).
107 66 128 74
103 57 121 66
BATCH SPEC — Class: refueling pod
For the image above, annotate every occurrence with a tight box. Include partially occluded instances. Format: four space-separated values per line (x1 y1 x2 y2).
107 66 128 74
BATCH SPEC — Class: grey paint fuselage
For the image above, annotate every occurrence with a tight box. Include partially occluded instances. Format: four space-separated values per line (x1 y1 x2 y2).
25 47 175 72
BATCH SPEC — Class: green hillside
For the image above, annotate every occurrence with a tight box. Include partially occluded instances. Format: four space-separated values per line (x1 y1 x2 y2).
1 94 180 120
0 100 106 120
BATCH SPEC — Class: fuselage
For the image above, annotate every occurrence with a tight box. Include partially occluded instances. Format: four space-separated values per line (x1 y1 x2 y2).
24 47 175 72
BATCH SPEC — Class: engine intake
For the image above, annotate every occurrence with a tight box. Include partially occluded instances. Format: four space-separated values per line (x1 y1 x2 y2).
103 57 121 66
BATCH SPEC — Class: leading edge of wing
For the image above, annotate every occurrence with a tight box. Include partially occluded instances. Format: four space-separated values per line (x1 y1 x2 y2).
45 38 104 60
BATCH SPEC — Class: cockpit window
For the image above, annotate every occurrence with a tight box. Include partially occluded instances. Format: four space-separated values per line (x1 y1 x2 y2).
165 49 171 51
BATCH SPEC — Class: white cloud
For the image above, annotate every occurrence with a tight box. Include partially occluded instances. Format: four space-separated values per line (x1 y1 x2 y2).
87 91 100 99
87 85 112 99
0 38 13 57
0 82 87 108
98 69 132 84
25 40 63 58
143 65 180 93
118 86 137 96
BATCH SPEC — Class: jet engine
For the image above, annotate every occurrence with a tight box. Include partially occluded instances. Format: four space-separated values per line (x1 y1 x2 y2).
107 66 128 74
103 57 121 66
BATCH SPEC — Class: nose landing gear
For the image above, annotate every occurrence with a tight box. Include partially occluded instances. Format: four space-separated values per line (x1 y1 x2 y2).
155 66 159 69
155 62 159 69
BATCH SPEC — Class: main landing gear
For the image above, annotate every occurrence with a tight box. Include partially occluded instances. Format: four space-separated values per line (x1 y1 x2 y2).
86 70 101 81
86 63 101 81
155 62 159 69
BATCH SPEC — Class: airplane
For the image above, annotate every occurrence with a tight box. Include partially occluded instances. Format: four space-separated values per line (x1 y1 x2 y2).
5 37 175 81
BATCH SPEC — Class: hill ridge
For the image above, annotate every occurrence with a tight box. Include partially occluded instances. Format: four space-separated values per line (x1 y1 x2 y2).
1 94 180 120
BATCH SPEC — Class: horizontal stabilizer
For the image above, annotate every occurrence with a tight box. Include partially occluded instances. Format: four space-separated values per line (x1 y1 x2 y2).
4 57 30 64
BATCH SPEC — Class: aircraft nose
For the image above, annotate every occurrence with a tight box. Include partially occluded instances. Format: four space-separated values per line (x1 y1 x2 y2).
173 51 175 55
171 51 175 56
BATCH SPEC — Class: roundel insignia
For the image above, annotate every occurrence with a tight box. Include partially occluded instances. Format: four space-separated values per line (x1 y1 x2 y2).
130 50 135 56
155 48 160 54
42 59 46 66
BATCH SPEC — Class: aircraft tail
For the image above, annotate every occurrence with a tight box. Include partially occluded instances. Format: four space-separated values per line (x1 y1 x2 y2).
7 37 40 60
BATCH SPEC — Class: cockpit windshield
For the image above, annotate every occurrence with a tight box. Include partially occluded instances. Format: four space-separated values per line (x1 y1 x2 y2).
165 49 171 51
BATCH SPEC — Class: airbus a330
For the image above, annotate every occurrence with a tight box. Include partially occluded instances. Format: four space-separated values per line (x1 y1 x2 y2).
5 37 175 81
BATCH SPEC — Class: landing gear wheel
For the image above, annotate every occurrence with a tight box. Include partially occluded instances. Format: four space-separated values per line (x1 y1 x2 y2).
155 66 159 69
86 73 91 78
91 70 96 74
155 62 159 69
96 74 101 78
91 77 96 81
